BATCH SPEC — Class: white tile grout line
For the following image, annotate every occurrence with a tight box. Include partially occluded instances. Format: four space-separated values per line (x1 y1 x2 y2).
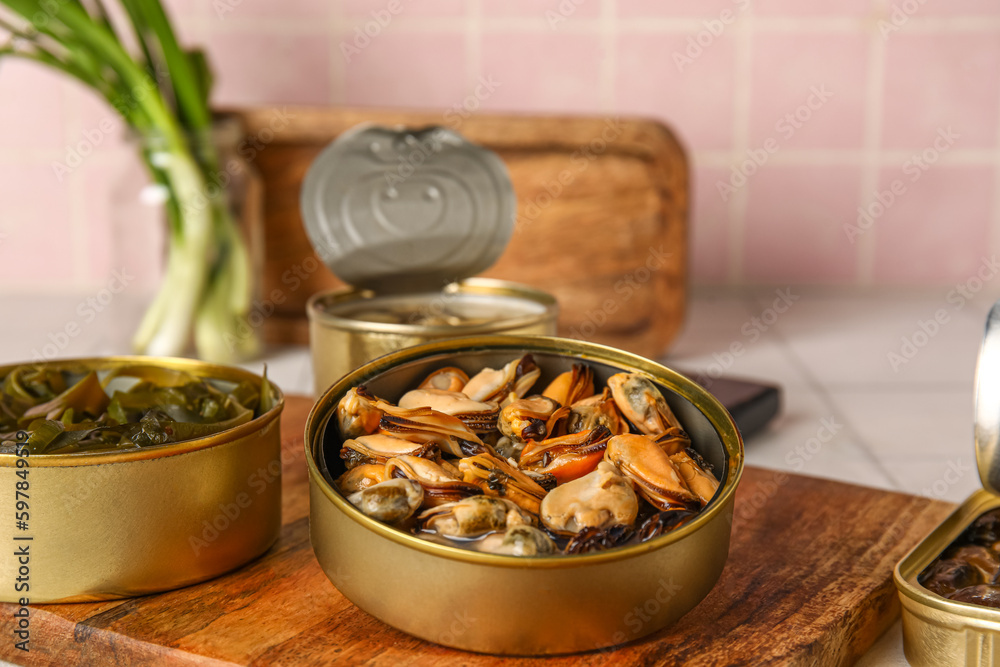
744 291 905 490
466 0 482 98
991 30 1000 271
192 15 1000 34
600 0 616 114
726 12 753 284
329 0 345 105
819 382 974 392
693 149 999 167
855 0 888 286
8 147 999 166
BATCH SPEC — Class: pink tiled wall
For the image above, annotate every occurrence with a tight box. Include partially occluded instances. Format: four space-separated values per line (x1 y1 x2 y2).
2 0 999 289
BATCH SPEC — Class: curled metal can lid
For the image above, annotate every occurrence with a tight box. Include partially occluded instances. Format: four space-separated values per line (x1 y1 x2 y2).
975 300 1000 493
300 124 516 294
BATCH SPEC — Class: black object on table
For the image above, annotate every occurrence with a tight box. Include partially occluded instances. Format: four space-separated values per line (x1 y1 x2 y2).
681 372 781 440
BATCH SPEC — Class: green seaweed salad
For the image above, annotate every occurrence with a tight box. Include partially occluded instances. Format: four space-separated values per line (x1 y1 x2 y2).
0 364 276 455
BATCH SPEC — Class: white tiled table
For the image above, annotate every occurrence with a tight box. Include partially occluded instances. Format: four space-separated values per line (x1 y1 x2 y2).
4 285 997 666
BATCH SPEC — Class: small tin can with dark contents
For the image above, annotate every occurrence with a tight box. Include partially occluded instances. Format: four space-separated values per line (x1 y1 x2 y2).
895 300 1000 665
300 125 557 394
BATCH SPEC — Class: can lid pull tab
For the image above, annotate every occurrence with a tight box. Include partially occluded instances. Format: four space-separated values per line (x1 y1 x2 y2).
975 299 1000 493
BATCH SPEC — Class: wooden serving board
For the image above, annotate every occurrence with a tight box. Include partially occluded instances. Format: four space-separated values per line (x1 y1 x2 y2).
0 397 953 667
233 107 689 360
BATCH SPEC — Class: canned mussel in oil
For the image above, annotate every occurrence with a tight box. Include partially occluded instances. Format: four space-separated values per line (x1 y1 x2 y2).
0 357 283 603
895 301 1000 666
304 335 745 655
301 124 557 395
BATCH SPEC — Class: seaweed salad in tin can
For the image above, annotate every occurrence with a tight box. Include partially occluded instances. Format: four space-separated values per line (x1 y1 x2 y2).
0 363 276 455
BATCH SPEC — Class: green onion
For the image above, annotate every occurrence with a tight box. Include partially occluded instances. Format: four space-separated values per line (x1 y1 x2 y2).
0 0 258 363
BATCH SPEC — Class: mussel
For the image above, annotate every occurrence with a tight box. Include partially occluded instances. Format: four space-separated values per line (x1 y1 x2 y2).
348 479 423 523
498 395 561 445
377 400 488 458
417 366 470 393
564 389 626 436
462 355 540 403
605 434 700 511
337 386 382 439
419 496 534 539
542 363 594 407
539 461 638 535
398 388 499 434
669 449 720 506
608 373 689 446
340 433 436 469
479 525 556 556
458 452 547 514
385 455 483 507
336 463 388 494
520 425 613 484
333 356 720 557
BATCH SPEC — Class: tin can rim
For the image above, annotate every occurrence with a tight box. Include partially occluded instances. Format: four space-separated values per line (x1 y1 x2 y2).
304 334 744 568
306 277 558 336
0 355 285 467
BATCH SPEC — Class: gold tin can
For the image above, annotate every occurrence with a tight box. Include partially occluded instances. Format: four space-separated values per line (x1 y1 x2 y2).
307 278 557 395
894 301 1000 665
304 335 744 655
0 356 284 603
895 490 1000 666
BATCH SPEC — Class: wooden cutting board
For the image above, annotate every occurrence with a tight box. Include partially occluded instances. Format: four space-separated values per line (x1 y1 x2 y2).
0 397 954 667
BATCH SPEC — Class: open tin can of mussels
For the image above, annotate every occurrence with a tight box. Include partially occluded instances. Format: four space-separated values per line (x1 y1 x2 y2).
304 335 743 655
895 301 1000 665
301 124 557 395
